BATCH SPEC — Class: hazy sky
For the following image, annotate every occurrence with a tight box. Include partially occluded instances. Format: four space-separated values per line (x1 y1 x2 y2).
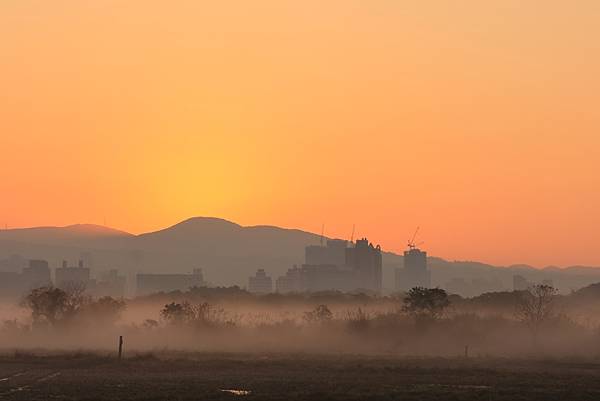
1 1 599 267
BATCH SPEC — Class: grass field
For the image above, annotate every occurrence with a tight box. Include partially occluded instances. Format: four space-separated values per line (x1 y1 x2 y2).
0 352 600 400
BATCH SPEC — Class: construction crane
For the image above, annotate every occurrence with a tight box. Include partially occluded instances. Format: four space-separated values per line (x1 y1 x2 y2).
407 227 422 250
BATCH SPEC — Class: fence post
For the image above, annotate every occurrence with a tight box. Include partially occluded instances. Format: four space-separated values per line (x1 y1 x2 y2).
118 336 123 360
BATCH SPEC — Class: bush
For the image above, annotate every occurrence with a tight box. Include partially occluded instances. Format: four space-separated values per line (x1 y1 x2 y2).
83 296 126 323
303 304 333 324
160 301 227 328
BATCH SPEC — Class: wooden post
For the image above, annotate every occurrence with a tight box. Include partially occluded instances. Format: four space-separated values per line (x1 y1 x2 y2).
464 345 469 359
118 336 123 360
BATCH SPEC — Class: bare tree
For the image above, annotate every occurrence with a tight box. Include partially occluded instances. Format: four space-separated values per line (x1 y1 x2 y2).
515 284 558 339
61 281 90 320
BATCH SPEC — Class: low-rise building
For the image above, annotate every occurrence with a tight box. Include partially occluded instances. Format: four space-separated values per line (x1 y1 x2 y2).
22 259 52 290
93 269 126 298
136 268 205 296
55 260 91 289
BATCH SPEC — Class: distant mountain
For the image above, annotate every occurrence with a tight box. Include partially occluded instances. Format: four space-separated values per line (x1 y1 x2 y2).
1 217 599 295
0 217 330 286
0 224 132 244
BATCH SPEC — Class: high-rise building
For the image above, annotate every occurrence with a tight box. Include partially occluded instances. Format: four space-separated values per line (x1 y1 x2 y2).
305 240 348 266
276 265 304 293
0 259 51 299
395 247 431 291
345 238 383 292
248 269 273 293
275 238 383 294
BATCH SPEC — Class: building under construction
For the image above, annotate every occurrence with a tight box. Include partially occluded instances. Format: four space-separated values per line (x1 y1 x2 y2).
276 238 382 294
395 247 431 291
395 229 431 291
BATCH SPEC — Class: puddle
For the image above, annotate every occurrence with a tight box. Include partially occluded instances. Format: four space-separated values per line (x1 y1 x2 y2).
0 385 31 396
37 372 61 382
425 384 491 390
220 389 251 396
456 385 491 390
0 372 26 382
0 371 61 396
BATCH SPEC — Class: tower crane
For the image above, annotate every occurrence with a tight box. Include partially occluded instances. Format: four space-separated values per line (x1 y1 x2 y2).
407 227 423 250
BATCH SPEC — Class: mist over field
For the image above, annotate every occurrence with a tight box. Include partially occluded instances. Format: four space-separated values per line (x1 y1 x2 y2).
2 285 600 360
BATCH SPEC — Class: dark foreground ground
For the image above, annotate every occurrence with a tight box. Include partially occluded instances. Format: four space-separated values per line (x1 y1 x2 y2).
0 352 600 401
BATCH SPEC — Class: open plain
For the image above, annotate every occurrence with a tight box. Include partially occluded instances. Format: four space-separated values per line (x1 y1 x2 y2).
0 352 600 401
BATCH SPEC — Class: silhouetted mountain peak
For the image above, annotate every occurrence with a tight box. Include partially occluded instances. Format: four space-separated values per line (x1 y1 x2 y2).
62 224 133 237
137 217 244 244
177 216 241 228
0 224 132 242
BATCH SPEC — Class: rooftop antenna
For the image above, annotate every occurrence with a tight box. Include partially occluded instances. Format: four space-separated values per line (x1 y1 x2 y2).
320 223 325 246
350 224 355 243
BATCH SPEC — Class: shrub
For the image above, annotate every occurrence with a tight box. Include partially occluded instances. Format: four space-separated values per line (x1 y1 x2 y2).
304 304 333 324
345 307 371 331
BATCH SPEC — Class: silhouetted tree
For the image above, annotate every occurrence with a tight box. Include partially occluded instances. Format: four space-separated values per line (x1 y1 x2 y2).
160 301 195 325
23 286 68 326
160 301 221 327
403 287 450 322
24 285 91 327
515 284 558 338
61 281 90 320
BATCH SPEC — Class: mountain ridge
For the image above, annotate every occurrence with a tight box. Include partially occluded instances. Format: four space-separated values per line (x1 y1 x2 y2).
1 217 599 294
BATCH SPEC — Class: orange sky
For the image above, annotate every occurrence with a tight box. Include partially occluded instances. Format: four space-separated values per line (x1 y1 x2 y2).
1 1 599 267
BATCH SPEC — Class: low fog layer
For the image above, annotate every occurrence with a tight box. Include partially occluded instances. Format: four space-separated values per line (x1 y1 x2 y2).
2 285 600 358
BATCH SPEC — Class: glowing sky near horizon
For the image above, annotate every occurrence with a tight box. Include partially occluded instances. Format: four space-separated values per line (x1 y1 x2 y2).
1 1 599 267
